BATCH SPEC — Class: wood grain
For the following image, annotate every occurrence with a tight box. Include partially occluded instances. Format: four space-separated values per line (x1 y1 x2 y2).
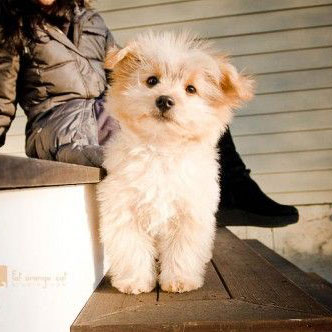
232 109 332 136
234 129 332 154
157 260 230 302
252 170 332 193
255 68 332 94
109 6 332 43
245 239 332 313
243 150 332 174
214 26 332 56
72 300 332 331
101 1 332 31
269 190 332 206
233 47 332 75
96 0 183 12
242 88 332 116
213 228 329 314
0 155 102 189
71 229 332 331
72 277 158 329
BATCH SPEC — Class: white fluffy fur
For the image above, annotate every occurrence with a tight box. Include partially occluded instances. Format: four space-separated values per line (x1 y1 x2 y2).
97 31 253 294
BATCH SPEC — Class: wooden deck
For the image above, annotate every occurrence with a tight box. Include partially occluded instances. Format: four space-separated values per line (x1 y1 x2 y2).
71 228 332 331
0 155 102 189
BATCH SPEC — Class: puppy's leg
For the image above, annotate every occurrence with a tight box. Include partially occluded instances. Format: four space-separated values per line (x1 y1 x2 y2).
159 213 215 293
102 222 157 294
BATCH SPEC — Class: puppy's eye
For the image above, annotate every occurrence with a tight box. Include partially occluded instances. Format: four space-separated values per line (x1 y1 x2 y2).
146 76 159 87
186 85 196 94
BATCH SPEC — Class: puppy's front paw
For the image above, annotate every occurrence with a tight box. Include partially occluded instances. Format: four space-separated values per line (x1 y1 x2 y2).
112 278 156 295
160 278 203 293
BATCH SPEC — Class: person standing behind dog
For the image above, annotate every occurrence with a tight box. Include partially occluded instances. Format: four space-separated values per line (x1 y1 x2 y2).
0 0 298 227
0 0 118 167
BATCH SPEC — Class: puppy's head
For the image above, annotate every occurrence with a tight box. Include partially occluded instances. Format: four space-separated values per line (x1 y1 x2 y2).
105 31 254 145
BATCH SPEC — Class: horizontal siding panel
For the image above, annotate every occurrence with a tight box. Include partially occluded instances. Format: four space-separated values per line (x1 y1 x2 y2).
0 152 27 158
109 6 332 44
256 68 332 94
243 150 332 174
232 47 332 75
96 0 183 12
252 170 332 193
7 116 27 136
234 129 332 154
102 1 332 30
1 135 25 154
213 26 332 56
241 88 332 116
269 191 332 205
17 107 24 117
231 109 332 136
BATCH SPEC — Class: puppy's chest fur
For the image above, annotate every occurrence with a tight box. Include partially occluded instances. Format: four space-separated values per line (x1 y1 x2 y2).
103 138 220 234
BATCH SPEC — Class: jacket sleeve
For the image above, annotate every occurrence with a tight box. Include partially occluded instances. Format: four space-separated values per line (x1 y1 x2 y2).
105 28 119 50
0 49 20 147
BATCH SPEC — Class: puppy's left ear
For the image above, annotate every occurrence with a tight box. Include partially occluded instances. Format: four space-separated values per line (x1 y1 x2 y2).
218 57 254 107
105 46 129 70
105 44 139 70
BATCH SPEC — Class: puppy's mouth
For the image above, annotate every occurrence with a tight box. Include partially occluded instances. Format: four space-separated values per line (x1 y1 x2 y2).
152 110 173 122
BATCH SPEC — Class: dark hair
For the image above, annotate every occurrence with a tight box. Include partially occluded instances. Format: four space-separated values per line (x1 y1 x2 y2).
0 0 91 54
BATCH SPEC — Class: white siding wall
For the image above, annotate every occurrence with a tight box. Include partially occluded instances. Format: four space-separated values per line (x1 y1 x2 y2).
3 0 332 205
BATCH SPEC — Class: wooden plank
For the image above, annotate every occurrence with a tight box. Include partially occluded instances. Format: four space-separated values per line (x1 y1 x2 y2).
213 26 332 56
270 190 332 205
232 109 332 136
234 129 332 154
232 47 332 75
241 88 332 116
72 230 332 331
242 150 332 174
0 155 101 189
72 277 158 331
255 68 332 94
244 239 332 313
71 299 332 331
212 228 329 314
99 0 332 15
109 6 332 44
157 260 230 302
252 170 332 193
101 1 332 30
308 273 332 289
96 0 183 12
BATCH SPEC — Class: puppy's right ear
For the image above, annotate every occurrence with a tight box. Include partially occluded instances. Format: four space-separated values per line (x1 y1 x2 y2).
217 55 254 108
105 44 139 70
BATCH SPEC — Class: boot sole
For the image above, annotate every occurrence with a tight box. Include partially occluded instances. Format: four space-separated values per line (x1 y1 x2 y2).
217 208 299 228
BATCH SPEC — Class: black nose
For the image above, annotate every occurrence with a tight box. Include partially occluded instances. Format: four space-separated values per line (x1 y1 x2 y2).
155 95 175 113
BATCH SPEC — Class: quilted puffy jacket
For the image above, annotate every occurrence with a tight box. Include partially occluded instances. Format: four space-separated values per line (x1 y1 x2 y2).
0 6 115 166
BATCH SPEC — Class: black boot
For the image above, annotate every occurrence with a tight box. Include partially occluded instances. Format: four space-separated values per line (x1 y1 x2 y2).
216 128 299 227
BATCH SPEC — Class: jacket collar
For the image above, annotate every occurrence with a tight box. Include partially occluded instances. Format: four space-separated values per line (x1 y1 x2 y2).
43 8 96 58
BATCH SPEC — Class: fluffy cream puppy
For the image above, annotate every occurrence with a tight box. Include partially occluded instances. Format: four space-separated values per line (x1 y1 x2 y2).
98 32 253 294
